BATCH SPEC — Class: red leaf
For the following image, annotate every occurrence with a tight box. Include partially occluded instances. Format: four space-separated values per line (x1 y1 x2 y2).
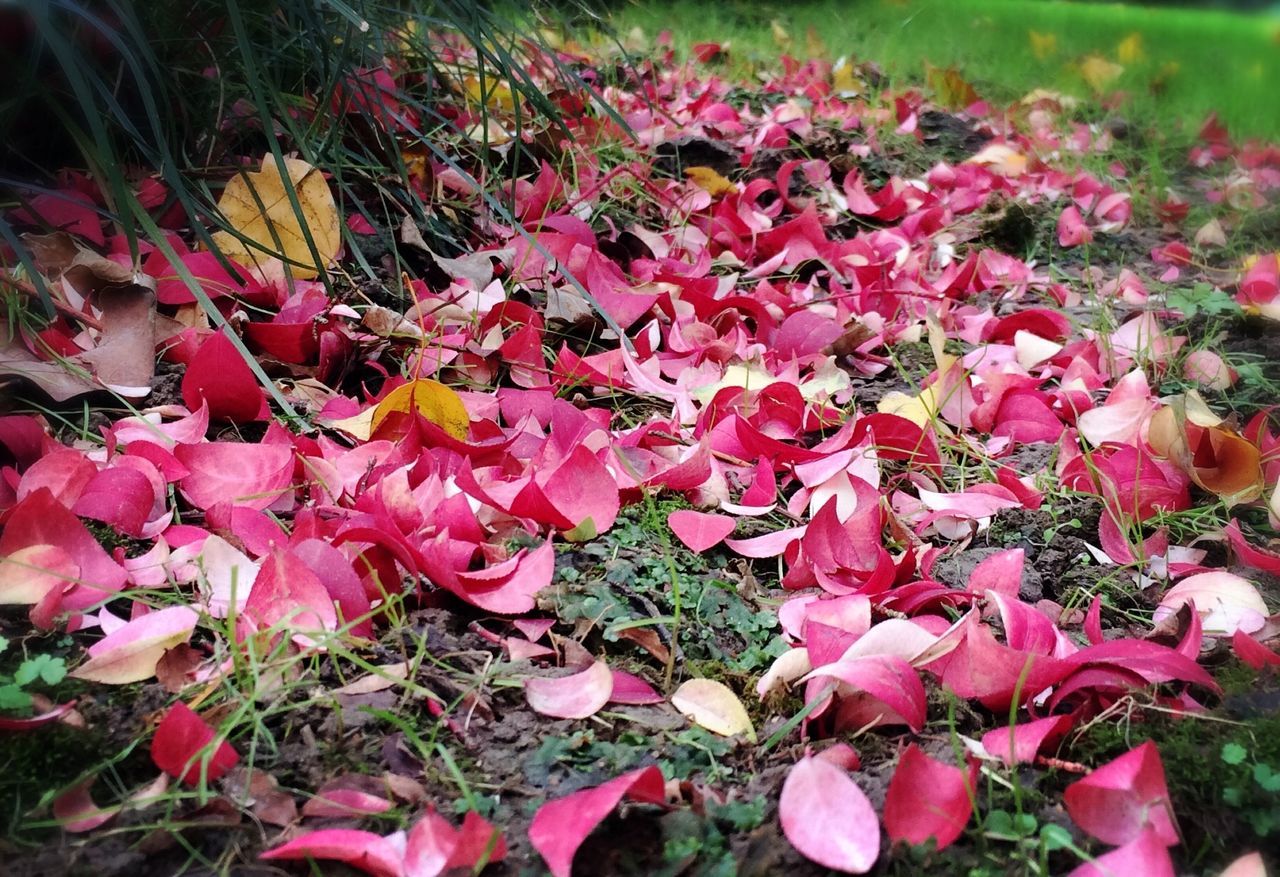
528 765 666 877
804 655 927 732
883 744 976 850
181 329 267 423
779 754 880 873
1064 740 1180 846
150 702 240 786
668 510 735 552
1232 630 1280 670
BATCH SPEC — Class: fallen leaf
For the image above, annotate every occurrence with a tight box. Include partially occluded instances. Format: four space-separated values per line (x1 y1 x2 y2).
1154 571 1268 636
1064 740 1179 846
528 766 667 877
209 154 339 280
667 510 736 552
328 379 470 442
779 754 880 873
70 606 200 684
671 678 756 741
883 744 976 850
150 701 240 786
685 166 736 197
1080 56 1124 93
524 659 613 719
924 63 979 109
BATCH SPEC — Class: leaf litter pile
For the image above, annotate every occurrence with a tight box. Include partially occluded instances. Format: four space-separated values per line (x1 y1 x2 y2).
3 27 1280 877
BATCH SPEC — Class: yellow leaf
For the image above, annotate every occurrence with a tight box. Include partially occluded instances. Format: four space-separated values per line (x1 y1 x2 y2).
924 62 980 110
832 57 863 95
463 75 515 111
327 379 470 441
672 678 756 742
209 155 339 281
805 26 828 61
771 19 792 51
1080 56 1124 93
1029 30 1058 61
967 143 1029 177
685 166 736 198
1116 32 1144 65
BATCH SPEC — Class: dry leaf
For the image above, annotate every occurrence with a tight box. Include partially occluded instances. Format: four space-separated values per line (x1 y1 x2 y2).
76 283 157 397
209 155 339 280
967 144 1028 177
1080 56 1124 93
1148 393 1263 504
924 63 980 110
685 166 736 198
672 678 756 742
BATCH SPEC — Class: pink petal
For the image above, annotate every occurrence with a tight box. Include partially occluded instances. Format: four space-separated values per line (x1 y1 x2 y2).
1058 205 1094 248
668 510 736 552
1154 571 1268 636
260 829 404 877
779 754 880 873
1066 827 1174 877
883 744 976 850
1217 852 1267 877
965 548 1024 598
1064 741 1179 846
150 702 240 786
609 670 664 705
528 765 666 877
52 777 118 832
524 659 614 719
981 715 1074 766
1232 630 1280 670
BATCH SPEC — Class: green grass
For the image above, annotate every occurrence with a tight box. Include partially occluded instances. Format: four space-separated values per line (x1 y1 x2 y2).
610 0 1280 141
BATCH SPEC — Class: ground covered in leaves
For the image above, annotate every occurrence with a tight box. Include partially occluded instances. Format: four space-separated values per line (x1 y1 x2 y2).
3 21 1280 877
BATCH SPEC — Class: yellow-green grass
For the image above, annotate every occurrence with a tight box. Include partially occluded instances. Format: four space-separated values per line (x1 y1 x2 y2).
610 0 1280 141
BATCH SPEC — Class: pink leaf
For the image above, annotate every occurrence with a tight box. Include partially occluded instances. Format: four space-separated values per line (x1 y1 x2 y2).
779 754 880 873
1064 741 1180 846
668 510 736 552
883 744 976 850
176 442 294 511
1217 852 1267 877
150 702 239 786
609 670 664 705
524 659 613 719
260 829 404 877
70 605 199 684
1066 827 1174 877
528 765 666 877
1154 571 1268 636
52 777 118 832
965 548 1024 598
804 655 927 732
1058 205 1094 248
981 715 1074 766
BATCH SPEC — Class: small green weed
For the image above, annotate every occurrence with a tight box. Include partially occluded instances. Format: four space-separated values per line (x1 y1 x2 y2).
0 635 68 713
1219 741 1280 839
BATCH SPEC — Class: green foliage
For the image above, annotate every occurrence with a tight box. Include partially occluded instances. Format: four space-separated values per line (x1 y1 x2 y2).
1219 742 1280 838
527 725 740 786
553 504 784 674
0 637 68 713
1165 283 1239 320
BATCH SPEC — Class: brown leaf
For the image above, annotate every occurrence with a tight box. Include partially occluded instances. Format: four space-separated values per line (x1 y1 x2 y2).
0 323 98 401
75 283 157 397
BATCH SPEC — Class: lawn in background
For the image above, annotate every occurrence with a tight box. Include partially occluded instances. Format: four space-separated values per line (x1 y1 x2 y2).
611 0 1280 141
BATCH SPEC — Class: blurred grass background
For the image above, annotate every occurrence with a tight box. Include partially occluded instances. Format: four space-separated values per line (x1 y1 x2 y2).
610 0 1280 141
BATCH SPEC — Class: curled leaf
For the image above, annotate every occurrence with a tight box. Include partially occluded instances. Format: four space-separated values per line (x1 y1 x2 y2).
524 659 613 719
